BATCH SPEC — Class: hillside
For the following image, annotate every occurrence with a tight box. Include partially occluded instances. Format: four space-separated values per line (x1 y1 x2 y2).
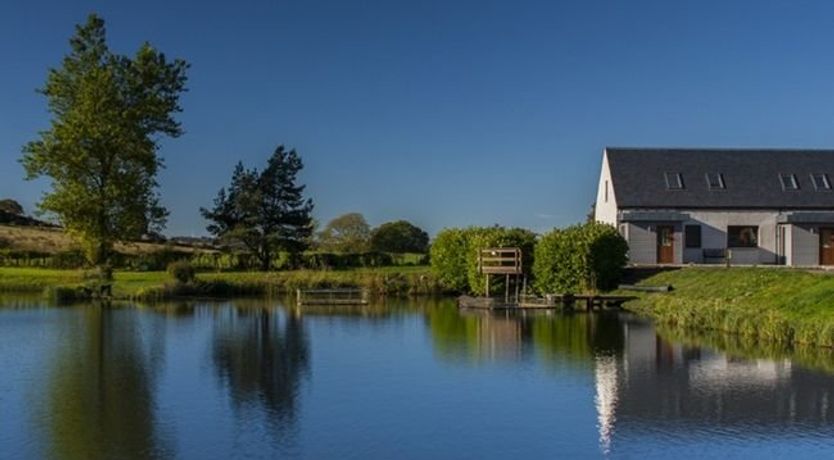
0 224 211 255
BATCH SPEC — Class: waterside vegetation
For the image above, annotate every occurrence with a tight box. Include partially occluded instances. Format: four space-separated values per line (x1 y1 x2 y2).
624 267 834 348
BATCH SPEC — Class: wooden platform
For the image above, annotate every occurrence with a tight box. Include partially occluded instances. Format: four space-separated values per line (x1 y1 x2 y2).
296 288 369 306
458 294 635 311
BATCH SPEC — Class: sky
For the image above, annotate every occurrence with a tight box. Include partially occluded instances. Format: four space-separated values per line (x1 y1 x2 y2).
3 0 834 237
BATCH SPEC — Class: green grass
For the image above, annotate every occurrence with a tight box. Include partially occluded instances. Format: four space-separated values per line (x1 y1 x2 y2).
0 266 440 301
622 267 834 347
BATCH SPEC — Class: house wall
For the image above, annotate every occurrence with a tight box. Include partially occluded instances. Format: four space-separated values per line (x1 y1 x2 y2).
625 222 682 264
790 224 819 266
622 210 782 265
682 210 779 264
594 151 618 226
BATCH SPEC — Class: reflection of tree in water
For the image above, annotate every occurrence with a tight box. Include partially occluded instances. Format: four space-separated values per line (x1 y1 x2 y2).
41 306 169 460
212 307 309 438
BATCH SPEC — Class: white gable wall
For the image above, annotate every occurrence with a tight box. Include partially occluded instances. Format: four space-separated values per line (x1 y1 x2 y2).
594 150 618 225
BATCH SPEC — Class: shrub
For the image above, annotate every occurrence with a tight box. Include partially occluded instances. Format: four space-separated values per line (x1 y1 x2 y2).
533 222 627 294
465 227 536 296
430 228 470 292
430 226 537 295
0 237 10 249
167 260 196 284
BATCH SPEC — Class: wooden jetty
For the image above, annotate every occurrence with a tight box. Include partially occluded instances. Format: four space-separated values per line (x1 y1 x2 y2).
296 288 369 306
458 293 635 312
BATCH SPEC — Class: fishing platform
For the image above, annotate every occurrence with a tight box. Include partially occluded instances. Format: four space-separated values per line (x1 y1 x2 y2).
459 247 635 311
296 288 370 306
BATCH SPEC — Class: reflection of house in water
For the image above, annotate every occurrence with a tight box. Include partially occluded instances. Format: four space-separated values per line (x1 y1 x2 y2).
594 315 834 452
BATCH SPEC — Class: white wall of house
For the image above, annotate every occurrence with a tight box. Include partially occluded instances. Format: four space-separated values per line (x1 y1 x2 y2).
623 222 683 264
789 224 819 266
594 151 618 225
621 210 785 265
682 210 779 264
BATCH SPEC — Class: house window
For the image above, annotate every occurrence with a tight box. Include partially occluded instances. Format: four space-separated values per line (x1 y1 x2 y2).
664 172 684 190
705 173 725 190
779 173 799 191
685 225 701 248
727 226 758 248
811 173 831 191
604 180 609 202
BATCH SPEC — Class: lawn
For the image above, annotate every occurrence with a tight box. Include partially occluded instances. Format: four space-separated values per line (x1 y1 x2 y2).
624 267 834 347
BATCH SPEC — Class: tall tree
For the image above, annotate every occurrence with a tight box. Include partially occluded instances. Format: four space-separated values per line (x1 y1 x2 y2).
370 220 430 253
202 146 314 270
20 14 188 268
317 213 371 253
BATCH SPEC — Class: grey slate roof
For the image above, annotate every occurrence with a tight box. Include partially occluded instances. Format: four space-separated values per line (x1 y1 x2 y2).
606 148 834 209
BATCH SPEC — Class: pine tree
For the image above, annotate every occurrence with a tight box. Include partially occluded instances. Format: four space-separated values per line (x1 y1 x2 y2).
202 146 314 270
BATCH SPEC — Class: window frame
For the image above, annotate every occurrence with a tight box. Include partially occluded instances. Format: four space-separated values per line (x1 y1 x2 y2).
684 225 702 249
727 225 759 248
705 172 725 190
779 173 800 191
810 173 831 191
664 172 684 190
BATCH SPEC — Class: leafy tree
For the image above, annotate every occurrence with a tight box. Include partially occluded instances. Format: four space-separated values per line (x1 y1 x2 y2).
370 220 429 253
20 14 188 268
0 199 24 216
317 213 371 253
201 146 314 270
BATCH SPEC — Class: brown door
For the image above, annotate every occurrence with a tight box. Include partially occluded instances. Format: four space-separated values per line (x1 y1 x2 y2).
820 228 834 266
657 225 675 264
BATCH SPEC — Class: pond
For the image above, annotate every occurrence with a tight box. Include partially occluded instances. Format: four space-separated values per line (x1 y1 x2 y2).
2 297 834 459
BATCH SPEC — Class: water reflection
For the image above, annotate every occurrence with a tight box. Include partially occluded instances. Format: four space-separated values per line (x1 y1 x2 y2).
422 304 834 452
424 302 624 364
210 306 309 443
35 306 169 460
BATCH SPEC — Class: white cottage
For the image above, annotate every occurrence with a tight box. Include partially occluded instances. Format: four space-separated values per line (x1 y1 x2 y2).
594 148 834 266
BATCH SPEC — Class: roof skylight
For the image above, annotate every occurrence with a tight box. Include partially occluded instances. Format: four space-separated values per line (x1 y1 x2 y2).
811 173 831 191
664 172 684 190
779 173 799 191
705 172 725 190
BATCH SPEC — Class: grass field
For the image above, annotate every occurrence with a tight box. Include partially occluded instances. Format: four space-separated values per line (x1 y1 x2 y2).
0 265 439 300
623 267 834 347
0 224 205 254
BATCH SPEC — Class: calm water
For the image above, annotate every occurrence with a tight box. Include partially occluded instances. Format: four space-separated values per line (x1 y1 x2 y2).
2 297 834 459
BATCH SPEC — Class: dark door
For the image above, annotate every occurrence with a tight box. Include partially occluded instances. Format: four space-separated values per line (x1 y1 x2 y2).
657 225 675 264
820 228 834 266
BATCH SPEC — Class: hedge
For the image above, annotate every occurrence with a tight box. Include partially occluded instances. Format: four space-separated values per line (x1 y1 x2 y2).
532 222 628 294
430 226 536 295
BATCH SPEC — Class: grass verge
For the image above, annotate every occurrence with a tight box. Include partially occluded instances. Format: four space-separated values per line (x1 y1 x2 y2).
622 267 834 347
0 266 442 302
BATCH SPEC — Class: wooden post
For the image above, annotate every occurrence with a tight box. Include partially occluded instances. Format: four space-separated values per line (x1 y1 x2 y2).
505 273 510 303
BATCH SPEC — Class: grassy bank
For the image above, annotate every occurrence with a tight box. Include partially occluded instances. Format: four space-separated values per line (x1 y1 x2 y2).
623 267 834 347
0 266 442 301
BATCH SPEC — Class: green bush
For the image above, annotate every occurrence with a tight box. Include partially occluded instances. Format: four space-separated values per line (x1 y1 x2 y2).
465 227 536 296
430 226 537 295
430 228 470 292
167 260 196 284
533 222 627 294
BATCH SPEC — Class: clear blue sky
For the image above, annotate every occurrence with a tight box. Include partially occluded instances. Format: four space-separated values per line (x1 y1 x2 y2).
3 1 834 237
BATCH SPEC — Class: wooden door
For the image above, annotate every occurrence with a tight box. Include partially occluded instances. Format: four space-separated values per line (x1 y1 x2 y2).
656 225 675 264
820 228 834 266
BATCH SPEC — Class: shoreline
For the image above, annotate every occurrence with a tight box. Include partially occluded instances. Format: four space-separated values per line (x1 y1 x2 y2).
621 267 834 348
0 266 446 302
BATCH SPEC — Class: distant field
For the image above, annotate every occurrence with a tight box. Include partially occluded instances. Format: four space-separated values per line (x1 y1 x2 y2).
0 224 207 254
0 265 437 299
